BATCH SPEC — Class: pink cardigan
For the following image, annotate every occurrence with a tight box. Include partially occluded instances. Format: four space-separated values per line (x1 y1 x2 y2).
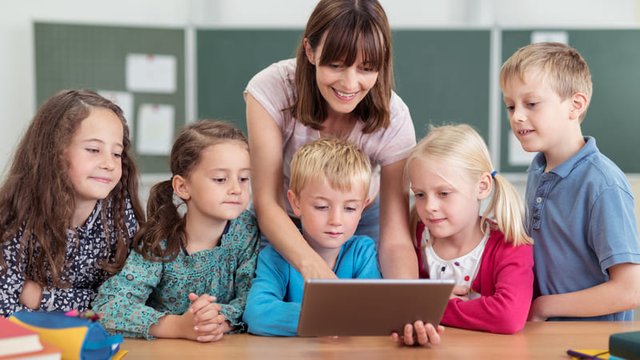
415 222 534 334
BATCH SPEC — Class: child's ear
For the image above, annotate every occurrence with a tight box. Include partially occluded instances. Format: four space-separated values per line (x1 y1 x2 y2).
363 197 371 208
304 38 315 65
287 189 303 217
172 175 191 201
569 92 589 120
477 173 493 200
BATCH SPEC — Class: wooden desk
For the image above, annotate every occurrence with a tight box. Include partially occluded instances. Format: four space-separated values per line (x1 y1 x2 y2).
122 321 640 359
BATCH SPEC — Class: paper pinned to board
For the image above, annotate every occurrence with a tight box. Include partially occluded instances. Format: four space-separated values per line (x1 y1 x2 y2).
508 132 536 166
531 31 569 45
136 103 174 155
126 53 176 93
98 90 134 138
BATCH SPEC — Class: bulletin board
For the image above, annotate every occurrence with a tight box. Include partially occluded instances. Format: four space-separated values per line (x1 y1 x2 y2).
34 22 186 173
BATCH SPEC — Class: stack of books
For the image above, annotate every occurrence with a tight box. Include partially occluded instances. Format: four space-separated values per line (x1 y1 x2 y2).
0 317 61 360
609 331 640 360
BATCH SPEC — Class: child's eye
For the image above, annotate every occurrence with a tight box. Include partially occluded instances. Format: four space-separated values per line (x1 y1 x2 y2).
527 102 537 108
212 178 227 183
329 63 343 69
413 192 425 199
113 153 122 159
345 206 357 212
85 148 99 153
239 176 250 183
438 191 450 197
314 205 329 211
505 105 515 113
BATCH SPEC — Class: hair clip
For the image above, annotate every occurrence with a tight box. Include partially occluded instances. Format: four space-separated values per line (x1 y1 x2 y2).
65 309 102 322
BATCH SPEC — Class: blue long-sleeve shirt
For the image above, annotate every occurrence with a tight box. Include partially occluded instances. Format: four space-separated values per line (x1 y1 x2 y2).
243 236 381 336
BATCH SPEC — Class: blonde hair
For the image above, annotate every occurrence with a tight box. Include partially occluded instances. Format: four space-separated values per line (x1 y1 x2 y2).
406 124 532 246
289 138 371 196
499 42 592 122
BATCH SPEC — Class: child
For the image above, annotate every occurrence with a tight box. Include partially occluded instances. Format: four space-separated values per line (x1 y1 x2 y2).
500 42 640 321
402 124 534 339
246 0 418 280
0 89 143 316
243 138 383 337
93 120 259 342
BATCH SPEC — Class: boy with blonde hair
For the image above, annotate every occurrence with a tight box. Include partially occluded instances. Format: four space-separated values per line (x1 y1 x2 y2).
243 138 381 336
500 42 640 321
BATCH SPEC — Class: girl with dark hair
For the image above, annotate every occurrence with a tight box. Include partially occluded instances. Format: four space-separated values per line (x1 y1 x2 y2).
0 89 143 316
93 120 259 342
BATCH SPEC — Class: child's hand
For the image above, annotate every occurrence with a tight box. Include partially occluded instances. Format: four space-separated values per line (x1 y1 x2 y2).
390 321 445 347
187 293 229 342
19 280 42 309
450 285 470 301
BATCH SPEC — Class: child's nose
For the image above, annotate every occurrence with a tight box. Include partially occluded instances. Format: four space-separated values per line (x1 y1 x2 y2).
100 154 116 170
228 178 242 194
328 208 342 225
512 107 526 122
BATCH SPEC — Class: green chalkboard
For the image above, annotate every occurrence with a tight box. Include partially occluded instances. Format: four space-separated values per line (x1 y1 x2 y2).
392 30 491 139
34 22 185 173
197 29 302 133
501 30 640 173
197 29 491 141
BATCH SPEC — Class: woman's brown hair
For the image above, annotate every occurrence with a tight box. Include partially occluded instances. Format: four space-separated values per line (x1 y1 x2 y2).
0 89 144 286
291 0 393 134
134 120 248 262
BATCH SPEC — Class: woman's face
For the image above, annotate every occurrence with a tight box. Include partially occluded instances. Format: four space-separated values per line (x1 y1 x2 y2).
306 36 380 117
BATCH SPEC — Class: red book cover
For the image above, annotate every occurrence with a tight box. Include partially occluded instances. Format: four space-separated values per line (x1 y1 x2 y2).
0 317 42 357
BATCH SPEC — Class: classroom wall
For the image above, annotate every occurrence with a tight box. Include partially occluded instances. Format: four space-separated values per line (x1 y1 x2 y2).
2 1 640 207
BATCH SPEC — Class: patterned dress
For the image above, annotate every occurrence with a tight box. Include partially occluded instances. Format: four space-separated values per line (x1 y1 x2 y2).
92 210 260 339
0 198 138 317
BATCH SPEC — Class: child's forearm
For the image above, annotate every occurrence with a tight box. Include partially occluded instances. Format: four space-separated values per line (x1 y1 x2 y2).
533 264 640 319
149 314 190 339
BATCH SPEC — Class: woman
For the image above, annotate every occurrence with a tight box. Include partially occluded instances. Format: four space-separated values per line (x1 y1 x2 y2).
245 0 417 280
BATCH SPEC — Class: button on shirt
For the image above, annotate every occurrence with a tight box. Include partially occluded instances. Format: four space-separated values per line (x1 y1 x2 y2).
526 137 640 321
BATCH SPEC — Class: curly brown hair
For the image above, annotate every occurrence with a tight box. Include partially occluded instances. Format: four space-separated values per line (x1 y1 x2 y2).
0 89 144 286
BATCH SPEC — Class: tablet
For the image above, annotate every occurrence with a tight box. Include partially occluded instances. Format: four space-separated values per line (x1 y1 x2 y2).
297 279 455 337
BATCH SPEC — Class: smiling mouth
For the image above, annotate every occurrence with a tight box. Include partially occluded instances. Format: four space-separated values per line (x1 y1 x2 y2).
333 88 357 100
516 129 534 136
90 177 112 184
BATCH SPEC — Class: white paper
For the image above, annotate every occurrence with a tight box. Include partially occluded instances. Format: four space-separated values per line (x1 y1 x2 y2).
126 53 176 93
531 31 569 45
98 90 134 139
508 132 536 166
136 104 174 155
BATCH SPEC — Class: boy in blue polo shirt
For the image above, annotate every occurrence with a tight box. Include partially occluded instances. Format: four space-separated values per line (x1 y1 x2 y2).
500 42 640 321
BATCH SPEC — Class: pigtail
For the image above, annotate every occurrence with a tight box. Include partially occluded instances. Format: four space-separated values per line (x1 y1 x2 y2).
482 174 533 246
133 180 185 262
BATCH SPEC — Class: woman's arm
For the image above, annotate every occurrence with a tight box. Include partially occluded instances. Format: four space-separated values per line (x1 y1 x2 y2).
378 159 418 278
246 94 334 280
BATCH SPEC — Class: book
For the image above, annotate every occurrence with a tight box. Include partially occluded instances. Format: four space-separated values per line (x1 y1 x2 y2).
609 330 640 359
566 348 609 359
0 317 42 357
0 340 61 360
